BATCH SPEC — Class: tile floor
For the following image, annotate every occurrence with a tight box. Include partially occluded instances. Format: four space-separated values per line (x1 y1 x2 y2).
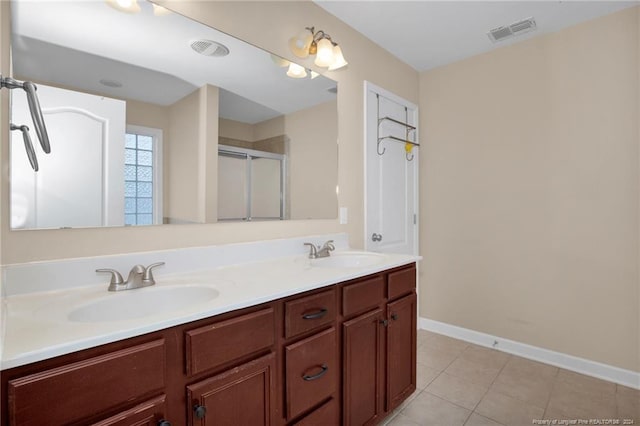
383 330 640 426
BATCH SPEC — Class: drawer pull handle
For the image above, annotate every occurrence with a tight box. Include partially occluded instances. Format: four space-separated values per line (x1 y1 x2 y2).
302 308 328 320
194 404 207 419
303 364 329 381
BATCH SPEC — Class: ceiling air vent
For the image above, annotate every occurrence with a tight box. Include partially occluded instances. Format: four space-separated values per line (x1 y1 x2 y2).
190 39 230 57
487 17 537 43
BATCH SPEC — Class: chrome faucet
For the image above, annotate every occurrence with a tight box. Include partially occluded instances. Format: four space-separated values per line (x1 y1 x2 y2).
304 240 335 259
96 262 165 291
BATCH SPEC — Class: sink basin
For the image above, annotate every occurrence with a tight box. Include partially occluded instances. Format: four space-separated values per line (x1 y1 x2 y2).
311 251 385 268
68 285 220 323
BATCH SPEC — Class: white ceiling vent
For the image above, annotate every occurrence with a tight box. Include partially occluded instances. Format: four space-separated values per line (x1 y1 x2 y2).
190 39 230 57
488 17 537 43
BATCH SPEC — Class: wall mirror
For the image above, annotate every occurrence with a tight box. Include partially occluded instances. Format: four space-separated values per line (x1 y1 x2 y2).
9 0 338 230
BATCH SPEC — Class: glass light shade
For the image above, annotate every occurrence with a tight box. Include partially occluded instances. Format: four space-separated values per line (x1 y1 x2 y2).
314 38 334 67
288 30 313 59
286 63 307 78
270 54 290 68
106 0 141 13
310 71 320 79
328 45 348 71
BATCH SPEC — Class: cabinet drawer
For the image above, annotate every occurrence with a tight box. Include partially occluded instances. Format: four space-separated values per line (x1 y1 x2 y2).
292 398 338 426
8 339 165 426
342 275 385 317
285 327 337 420
92 395 167 426
186 307 275 376
285 288 336 339
388 265 416 300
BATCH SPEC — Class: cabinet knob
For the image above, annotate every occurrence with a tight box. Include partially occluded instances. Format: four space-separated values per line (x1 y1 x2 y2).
194 404 207 419
379 319 389 327
157 420 171 426
391 313 398 321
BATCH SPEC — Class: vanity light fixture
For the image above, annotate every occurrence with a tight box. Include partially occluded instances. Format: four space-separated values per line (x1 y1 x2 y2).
288 27 348 71
271 53 319 80
106 0 141 14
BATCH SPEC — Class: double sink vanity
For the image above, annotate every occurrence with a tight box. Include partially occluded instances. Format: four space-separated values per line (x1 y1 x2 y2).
0 234 420 426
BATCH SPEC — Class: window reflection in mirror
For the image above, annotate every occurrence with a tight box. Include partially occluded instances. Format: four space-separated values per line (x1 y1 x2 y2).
9 0 338 230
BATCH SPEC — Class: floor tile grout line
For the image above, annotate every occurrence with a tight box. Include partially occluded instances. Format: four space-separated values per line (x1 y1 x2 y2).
415 391 475 425
542 367 562 419
469 350 513 426
542 376 558 419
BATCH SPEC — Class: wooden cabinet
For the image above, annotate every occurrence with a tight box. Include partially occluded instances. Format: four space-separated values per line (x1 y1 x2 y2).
342 265 417 426
92 396 168 426
186 353 276 426
185 307 275 376
386 293 417 412
283 288 339 424
6 340 166 426
1 263 417 426
291 398 338 426
343 308 384 426
285 327 337 420
284 289 336 339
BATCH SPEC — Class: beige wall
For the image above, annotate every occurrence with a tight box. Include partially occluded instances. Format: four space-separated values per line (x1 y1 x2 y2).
201 85 219 224
286 101 338 219
219 118 255 142
168 89 202 223
420 7 639 372
166 85 219 224
0 1 418 263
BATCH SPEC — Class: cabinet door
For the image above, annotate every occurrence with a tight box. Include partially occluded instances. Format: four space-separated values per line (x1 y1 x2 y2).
386 293 417 411
342 308 384 426
186 353 276 426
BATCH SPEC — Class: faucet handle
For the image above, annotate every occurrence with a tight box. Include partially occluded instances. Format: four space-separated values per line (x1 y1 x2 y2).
143 262 165 282
323 240 335 251
96 268 124 285
304 242 318 259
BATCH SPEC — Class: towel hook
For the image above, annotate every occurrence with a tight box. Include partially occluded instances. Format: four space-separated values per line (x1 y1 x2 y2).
1 76 51 153
10 124 39 171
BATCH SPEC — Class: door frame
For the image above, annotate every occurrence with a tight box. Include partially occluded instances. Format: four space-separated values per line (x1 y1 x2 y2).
363 81 419 256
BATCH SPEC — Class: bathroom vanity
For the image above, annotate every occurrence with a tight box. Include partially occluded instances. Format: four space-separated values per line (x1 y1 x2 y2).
0 237 419 426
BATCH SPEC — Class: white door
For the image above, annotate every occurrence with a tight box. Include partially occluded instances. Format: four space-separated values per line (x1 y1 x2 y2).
10 84 126 229
365 82 418 255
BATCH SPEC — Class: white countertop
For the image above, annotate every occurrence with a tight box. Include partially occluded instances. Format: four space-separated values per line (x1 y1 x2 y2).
1 250 419 370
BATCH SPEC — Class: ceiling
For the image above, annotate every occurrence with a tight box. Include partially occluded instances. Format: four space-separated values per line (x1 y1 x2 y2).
11 0 336 124
315 1 639 72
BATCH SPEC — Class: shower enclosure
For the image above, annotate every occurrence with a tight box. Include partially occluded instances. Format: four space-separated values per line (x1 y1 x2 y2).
218 145 286 221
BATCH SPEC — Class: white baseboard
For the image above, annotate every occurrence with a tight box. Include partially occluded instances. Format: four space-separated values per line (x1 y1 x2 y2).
419 317 640 390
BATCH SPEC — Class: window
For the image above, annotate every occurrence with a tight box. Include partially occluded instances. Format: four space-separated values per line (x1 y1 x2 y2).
124 126 163 225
